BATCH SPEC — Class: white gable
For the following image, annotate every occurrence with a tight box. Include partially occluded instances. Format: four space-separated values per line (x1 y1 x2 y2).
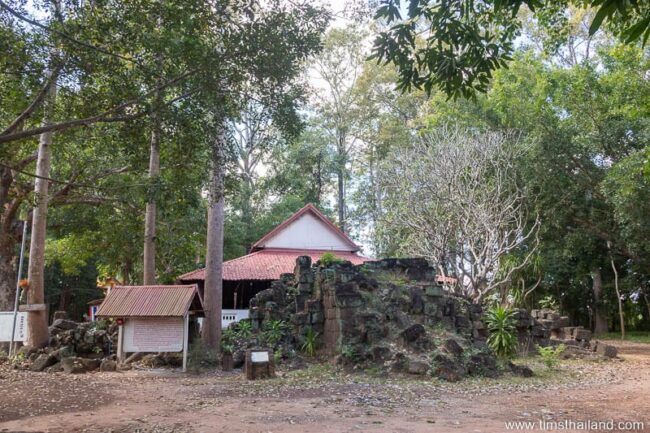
261 212 353 251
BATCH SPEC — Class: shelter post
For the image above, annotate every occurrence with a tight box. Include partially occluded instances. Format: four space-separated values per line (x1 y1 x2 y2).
182 313 189 372
117 322 124 363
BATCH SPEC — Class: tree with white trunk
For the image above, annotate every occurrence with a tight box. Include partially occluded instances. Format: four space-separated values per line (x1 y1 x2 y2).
378 126 540 303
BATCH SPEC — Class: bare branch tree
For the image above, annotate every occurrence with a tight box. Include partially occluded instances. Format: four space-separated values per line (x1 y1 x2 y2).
379 126 540 303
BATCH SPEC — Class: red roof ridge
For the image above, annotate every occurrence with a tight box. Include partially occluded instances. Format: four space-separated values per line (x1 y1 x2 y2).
251 203 359 252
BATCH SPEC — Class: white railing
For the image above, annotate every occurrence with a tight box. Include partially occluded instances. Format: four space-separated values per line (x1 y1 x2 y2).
222 309 249 328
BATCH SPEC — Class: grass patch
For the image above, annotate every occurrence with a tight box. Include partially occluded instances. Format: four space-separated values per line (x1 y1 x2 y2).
596 331 650 344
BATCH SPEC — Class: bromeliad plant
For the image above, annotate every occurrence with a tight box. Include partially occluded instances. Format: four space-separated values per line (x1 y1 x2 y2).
485 305 518 359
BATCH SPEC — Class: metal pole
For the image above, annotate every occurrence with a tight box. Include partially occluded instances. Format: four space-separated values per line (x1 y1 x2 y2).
9 221 28 356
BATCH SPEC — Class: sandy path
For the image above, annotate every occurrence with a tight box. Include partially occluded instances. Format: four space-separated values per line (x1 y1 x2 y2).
1 340 649 433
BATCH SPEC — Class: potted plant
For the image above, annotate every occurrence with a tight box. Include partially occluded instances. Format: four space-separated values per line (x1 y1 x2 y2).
221 342 234 371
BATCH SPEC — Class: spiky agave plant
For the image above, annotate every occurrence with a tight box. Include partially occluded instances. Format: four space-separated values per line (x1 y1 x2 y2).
485 305 518 359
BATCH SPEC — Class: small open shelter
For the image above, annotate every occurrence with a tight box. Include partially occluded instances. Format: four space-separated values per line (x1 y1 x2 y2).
96 284 204 372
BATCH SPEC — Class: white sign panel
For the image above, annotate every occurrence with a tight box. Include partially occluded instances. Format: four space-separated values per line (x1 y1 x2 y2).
0 312 26 342
251 351 269 363
123 317 184 352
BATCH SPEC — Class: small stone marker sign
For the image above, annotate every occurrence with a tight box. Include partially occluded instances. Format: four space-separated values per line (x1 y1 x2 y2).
244 349 274 380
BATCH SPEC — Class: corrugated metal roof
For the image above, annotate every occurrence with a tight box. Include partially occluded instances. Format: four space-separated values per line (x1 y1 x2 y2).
96 284 202 317
178 249 371 282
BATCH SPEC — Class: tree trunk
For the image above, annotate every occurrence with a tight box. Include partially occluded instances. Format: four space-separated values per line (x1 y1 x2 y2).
591 267 608 334
143 44 163 286
337 167 345 233
0 255 16 311
336 132 346 233
608 245 625 339
26 76 57 348
202 118 226 349
143 108 161 285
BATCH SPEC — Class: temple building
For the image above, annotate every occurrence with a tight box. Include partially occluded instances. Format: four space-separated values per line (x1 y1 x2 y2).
178 203 370 327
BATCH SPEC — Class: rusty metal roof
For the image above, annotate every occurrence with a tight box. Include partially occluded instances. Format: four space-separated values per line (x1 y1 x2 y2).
96 284 203 317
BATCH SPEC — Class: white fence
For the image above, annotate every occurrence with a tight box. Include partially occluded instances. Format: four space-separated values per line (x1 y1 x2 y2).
222 309 249 328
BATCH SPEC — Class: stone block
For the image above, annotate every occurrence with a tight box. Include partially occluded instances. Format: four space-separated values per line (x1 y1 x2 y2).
455 315 471 329
573 328 592 342
595 342 617 358
424 303 438 317
425 286 443 297
309 312 324 324
30 354 57 372
401 324 425 342
61 357 87 374
508 361 534 377
100 358 117 372
431 353 466 382
408 287 425 314
554 316 570 329
407 360 429 375
292 312 308 326
442 338 464 357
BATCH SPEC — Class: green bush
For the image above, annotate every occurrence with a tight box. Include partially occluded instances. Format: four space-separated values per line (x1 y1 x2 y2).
537 344 565 369
262 320 289 347
301 327 319 357
319 252 345 266
485 305 518 359
234 320 253 339
538 295 559 310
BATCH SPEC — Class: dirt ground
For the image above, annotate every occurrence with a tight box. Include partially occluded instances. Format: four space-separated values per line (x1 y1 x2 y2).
1 339 649 433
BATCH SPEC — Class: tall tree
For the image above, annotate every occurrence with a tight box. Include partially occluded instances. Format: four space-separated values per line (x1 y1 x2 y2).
196 0 328 349
25 68 57 347
312 27 367 232
379 127 539 303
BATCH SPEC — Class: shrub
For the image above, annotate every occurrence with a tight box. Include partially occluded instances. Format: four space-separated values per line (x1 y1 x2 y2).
273 349 283 364
538 295 558 310
341 344 359 363
234 320 253 339
319 252 345 266
301 327 319 357
485 305 518 359
262 320 289 347
537 344 565 369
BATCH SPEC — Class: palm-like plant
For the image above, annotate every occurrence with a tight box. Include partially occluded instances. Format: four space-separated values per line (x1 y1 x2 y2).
485 305 518 359
300 327 319 356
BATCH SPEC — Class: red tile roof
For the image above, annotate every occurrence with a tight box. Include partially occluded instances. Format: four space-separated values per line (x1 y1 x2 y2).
178 249 371 282
96 285 203 317
251 203 360 252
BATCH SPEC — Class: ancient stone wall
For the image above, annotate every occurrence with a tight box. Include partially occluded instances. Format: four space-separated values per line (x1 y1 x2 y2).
248 257 496 377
